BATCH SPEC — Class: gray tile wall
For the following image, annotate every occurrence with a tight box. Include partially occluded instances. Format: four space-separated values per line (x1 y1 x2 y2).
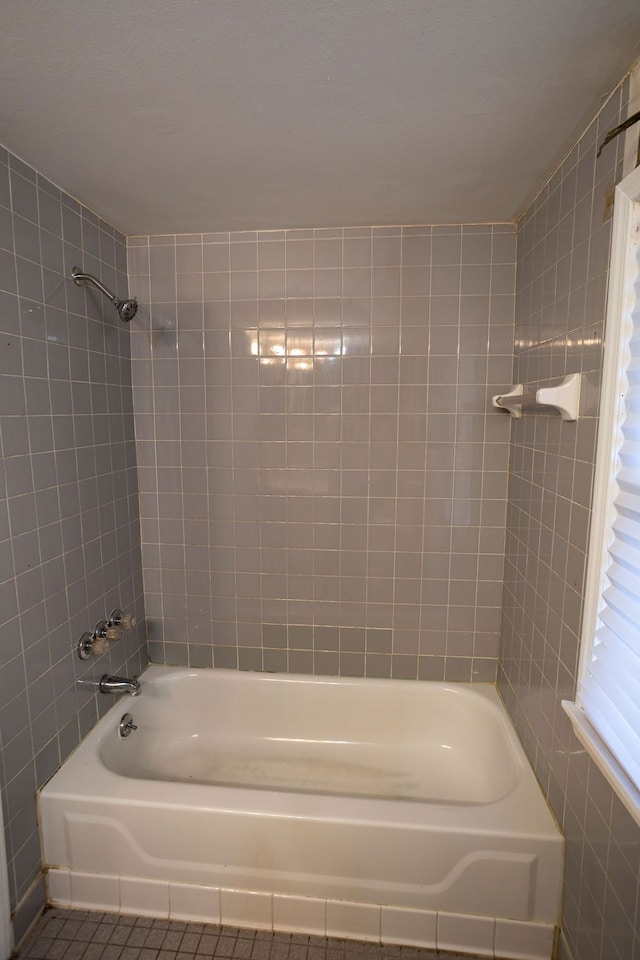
129 224 515 681
0 145 146 943
497 78 640 960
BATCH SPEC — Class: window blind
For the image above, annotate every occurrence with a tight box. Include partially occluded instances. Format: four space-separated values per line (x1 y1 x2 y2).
577 209 640 792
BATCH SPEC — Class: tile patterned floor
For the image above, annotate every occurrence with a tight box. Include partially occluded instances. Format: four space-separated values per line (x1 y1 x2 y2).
17 909 487 960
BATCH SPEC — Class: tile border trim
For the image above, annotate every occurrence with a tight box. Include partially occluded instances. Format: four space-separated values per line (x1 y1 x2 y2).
47 869 556 960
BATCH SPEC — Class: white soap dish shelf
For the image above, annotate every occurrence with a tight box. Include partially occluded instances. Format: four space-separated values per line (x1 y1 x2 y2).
492 373 581 421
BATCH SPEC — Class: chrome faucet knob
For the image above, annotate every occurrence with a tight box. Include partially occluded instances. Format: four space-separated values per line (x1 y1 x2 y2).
77 632 95 660
118 713 138 737
91 619 114 654
109 608 136 631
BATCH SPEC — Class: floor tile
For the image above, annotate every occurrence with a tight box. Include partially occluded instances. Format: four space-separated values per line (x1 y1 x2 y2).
18 908 521 960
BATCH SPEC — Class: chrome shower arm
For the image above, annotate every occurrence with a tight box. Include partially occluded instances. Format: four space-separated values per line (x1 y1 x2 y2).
70 267 138 322
71 267 118 304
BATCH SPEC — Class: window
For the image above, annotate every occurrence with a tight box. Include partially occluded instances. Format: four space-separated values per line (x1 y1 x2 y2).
563 164 640 825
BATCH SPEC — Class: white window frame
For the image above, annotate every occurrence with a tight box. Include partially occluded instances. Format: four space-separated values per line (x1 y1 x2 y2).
563 163 640 827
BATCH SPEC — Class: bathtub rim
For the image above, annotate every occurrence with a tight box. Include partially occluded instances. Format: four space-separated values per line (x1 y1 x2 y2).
39 665 560 839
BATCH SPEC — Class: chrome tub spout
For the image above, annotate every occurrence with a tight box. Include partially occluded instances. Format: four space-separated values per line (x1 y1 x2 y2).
99 675 141 696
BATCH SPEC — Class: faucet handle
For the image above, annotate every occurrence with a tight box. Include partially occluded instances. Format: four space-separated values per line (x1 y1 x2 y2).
77 632 95 660
92 636 110 655
119 713 138 737
109 608 136 631
77 626 112 660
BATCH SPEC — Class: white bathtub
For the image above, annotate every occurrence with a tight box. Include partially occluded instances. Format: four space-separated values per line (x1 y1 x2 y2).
39 666 563 958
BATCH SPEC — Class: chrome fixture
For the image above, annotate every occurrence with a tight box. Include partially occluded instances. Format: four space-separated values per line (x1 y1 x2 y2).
70 267 138 322
77 621 120 659
109 608 137 631
118 713 138 737
94 618 122 643
77 632 98 660
77 609 137 659
99 675 141 697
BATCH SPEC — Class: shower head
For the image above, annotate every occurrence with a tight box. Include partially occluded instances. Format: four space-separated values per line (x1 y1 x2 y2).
114 297 139 322
71 267 138 322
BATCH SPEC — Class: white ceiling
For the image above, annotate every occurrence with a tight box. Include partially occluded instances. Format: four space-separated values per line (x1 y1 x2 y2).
1 1 640 236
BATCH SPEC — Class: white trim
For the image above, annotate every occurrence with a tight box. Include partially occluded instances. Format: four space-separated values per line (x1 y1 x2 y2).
577 163 640 684
623 61 640 178
568 164 640 821
562 700 640 827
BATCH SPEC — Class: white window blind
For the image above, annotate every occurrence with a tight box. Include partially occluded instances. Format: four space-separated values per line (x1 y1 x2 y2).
580 238 640 789
563 165 640 824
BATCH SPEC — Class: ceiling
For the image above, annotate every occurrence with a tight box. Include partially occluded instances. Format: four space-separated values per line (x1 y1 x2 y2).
1 1 639 236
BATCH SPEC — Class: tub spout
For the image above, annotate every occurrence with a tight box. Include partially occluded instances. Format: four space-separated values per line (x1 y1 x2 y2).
99 675 141 696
